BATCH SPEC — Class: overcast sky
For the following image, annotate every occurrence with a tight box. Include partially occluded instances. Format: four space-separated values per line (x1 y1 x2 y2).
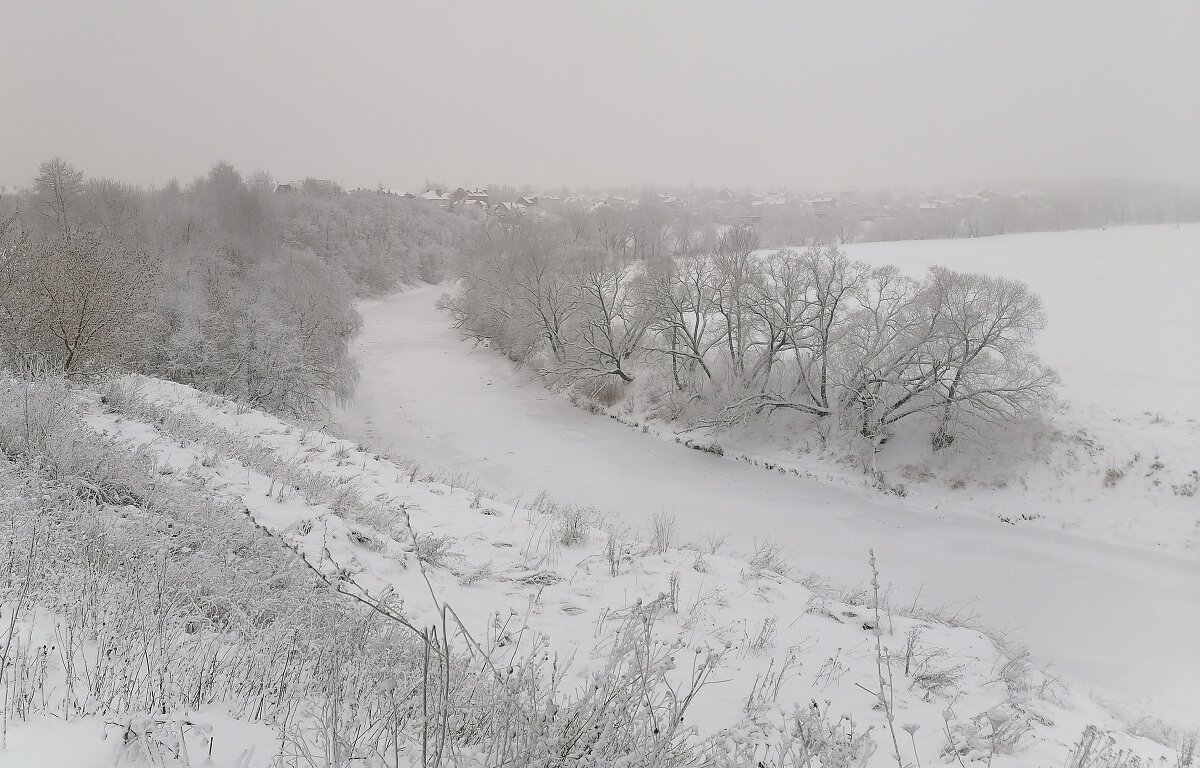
2 1 1198 192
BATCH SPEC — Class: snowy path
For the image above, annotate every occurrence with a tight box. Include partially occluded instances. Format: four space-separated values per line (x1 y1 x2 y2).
341 282 1200 725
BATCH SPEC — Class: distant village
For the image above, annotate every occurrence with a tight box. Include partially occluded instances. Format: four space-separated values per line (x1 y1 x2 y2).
333 184 1029 222
267 179 1192 243
1 173 1189 246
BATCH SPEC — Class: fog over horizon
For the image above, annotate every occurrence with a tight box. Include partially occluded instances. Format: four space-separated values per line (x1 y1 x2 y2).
2 0 1198 192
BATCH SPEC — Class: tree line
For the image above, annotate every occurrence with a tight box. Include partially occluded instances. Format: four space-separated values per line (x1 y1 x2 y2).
0 158 477 417
445 216 1059 467
0 158 475 416
518 179 1197 254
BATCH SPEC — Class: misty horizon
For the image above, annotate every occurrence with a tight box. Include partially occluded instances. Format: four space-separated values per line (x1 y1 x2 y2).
3 1 1198 192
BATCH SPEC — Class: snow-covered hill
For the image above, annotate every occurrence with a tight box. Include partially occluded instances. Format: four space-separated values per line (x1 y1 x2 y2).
0 374 1184 766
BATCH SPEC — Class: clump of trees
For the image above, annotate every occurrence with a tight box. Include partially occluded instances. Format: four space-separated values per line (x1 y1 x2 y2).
446 216 1059 468
0 157 475 417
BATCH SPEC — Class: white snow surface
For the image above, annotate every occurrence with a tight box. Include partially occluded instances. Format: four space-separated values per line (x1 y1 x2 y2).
340 225 1200 726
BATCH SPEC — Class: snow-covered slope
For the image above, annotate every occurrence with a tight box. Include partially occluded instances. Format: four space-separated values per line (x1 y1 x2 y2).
0 375 1183 766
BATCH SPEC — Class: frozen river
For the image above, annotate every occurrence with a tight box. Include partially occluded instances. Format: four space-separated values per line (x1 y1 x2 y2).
340 226 1200 724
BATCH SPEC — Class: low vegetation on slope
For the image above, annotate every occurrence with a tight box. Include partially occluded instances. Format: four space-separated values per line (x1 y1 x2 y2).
0 372 1185 767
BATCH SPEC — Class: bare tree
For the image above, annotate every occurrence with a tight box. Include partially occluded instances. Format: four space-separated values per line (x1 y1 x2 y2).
706 246 864 426
85 178 140 238
595 205 634 260
836 265 942 461
711 225 760 379
835 266 1058 463
0 211 33 360
924 268 1060 448
443 219 579 362
551 254 649 385
32 157 86 237
29 234 158 371
669 209 702 257
642 255 721 388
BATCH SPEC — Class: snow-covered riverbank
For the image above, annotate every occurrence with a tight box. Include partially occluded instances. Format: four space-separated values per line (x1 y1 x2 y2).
340 226 1200 725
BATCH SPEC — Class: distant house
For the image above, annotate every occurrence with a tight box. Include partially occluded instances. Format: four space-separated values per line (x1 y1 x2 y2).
810 197 837 217
435 187 490 209
275 179 343 196
603 195 634 210
752 193 789 208
492 201 525 216
302 179 342 196
420 189 451 208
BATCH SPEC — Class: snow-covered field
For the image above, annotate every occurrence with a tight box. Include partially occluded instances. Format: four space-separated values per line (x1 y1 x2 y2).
340 225 1200 726
0 376 1180 766
845 224 1200 418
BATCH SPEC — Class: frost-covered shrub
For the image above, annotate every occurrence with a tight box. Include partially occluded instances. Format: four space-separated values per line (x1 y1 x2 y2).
556 504 592 547
1172 470 1198 497
649 511 677 554
462 605 724 767
748 538 789 577
108 716 215 768
943 704 1032 764
604 525 627 577
1104 466 1125 487
412 531 459 568
701 702 876 768
0 374 79 461
1066 725 1149 768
